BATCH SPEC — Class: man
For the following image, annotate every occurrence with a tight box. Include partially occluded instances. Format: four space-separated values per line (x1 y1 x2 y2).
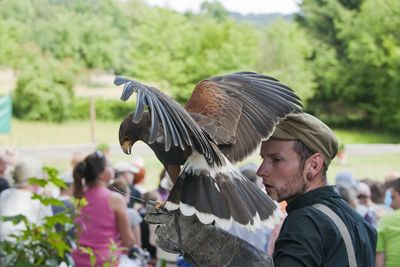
356 181 377 227
0 157 53 241
114 161 140 207
376 177 400 267
145 113 377 266
257 112 376 266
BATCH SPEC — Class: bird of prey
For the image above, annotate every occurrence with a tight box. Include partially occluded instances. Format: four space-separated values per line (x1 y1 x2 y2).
116 72 302 229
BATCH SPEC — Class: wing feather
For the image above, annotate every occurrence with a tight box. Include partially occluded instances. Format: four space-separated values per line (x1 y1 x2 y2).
186 72 302 163
115 77 222 166
132 90 145 123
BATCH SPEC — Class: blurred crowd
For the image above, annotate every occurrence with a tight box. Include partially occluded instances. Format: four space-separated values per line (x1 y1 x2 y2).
0 148 182 267
0 148 399 267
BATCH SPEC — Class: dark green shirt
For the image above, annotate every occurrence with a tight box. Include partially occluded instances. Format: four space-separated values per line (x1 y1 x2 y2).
273 186 377 267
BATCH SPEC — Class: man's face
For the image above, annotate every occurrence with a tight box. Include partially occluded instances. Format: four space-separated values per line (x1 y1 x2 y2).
390 188 400 210
257 139 307 202
100 160 115 183
123 171 134 184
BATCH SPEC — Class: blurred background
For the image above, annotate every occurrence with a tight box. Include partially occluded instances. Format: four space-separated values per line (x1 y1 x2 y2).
0 0 399 189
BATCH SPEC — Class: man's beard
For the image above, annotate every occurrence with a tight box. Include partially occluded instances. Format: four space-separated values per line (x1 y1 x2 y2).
276 169 307 203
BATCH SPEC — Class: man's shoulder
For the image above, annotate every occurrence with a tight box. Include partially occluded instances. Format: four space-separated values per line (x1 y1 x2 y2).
285 205 333 228
285 200 357 229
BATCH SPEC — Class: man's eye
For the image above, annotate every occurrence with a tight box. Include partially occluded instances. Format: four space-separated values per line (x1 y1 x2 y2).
273 157 281 162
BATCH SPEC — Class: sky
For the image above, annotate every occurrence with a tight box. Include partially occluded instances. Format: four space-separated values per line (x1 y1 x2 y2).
146 0 301 15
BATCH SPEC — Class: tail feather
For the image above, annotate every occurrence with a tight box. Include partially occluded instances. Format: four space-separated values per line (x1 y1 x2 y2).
165 168 280 230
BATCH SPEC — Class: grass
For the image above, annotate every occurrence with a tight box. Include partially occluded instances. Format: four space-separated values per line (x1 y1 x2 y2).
0 119 399 190
327 153 400 182
0 119 121 146
334 128 400 144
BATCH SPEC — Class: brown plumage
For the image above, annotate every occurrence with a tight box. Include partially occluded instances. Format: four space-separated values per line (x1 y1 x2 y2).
116 71 302 229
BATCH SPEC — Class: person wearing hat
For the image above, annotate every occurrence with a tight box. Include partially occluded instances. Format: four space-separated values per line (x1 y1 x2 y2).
257 112 376 266
143 113 377 266
114 161 141 208
0 157 53 241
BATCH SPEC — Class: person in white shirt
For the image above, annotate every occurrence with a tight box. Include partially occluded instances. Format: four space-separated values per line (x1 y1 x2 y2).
0 157 53 241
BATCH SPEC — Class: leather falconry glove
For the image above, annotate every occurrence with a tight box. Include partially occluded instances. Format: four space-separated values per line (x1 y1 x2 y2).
145 204 273 267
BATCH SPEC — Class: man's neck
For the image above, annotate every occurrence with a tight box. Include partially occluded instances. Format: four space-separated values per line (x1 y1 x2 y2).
305 178 327 193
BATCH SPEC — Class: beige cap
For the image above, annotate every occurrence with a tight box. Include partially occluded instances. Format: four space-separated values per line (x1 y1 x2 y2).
272 113 338 166
114 161 139 174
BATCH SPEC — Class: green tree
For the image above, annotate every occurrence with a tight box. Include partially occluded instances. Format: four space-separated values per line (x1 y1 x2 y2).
295 0 367 124
199 0 230 21
0 20 26 68
340 0 400 131
256 19 315 102
13 56 75 122
128 7 259 102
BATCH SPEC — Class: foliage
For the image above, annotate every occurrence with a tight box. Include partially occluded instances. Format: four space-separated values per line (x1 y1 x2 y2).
255 19 316 102
339 0 400 132
0 20 26 68
70 97 133 121
13 57 76 122
0 167 76 267
199 0 230 21
0 0 399 134
296 0 400 133
128 7 260 102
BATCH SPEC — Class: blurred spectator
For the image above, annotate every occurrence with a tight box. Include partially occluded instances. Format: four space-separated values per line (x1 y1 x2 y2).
370 180 386 204
267 201 287 256
140 185 178 267
368 180 392 219
72 151 135 267
337 185 358 209
335 170 358 190
356 182 377 227
52 170 75 239
132 157 146 194
53 167 74 213
0 157 53 241
3 149 18 167
376 177 400 267
335 170 359 208
109 179 142 247
157 170 173 202
383 170 400 208
114 161 141 208
139 191 161 264
0 154 12 194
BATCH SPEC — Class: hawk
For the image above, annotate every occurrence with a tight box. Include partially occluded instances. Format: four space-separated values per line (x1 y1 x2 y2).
116 72 302 229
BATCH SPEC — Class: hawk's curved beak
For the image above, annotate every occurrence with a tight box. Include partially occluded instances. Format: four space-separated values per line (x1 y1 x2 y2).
121 140 133 154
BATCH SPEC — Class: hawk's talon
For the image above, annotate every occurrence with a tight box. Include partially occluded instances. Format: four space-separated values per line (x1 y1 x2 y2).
155 201 166 209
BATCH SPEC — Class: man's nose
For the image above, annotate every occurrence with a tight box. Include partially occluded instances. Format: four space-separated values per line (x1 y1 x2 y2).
256 160 269 178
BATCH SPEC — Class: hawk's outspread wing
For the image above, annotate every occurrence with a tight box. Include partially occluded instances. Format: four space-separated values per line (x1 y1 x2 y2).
185 71 302 163
116 72 302 230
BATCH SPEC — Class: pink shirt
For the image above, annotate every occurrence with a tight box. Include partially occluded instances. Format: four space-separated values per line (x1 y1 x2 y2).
72 187 120 267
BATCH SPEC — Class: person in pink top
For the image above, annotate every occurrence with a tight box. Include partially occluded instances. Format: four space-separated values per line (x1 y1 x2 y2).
72 151 135 267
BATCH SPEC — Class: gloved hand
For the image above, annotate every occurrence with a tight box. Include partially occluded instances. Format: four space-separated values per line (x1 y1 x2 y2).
144 204 273 267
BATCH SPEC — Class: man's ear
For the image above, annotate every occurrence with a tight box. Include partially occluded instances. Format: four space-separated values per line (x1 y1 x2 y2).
305 153 324 181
